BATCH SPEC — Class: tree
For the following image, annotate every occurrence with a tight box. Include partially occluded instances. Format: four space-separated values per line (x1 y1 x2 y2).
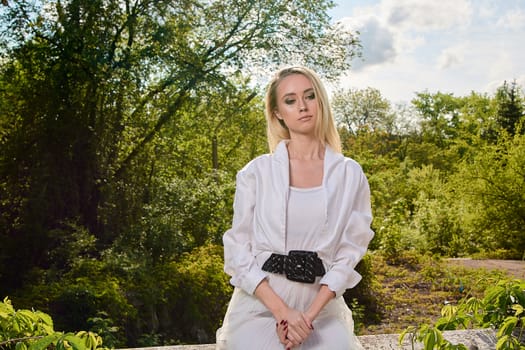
411 91 464 147
332 87 394 135
494 80 524 136
455 92 499 146
453 133 525 257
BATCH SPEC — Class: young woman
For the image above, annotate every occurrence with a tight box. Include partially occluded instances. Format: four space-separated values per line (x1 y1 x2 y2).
216 66 374 349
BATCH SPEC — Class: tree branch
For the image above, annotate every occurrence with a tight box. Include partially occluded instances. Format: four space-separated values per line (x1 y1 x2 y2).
113 71 203 179
0 335 44 347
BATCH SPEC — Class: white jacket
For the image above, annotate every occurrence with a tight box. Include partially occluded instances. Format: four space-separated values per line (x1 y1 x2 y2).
223 140 374 297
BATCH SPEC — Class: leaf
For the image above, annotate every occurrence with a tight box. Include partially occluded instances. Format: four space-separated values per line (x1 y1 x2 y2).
497 316 517 337
0 298 15 317
62 333 87 350
423 331 436 350
29 333 61 350
398 326 416 345
34 311 53 329
17 310 39 330
441 304 457 319
511 304 524 316
496 334 510 350
15 341 28 350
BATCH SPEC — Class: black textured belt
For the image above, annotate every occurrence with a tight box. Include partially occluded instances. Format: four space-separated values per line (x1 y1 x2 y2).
261 250 325 284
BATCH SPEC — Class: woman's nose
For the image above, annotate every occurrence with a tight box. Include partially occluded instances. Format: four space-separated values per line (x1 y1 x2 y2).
299 99 307 111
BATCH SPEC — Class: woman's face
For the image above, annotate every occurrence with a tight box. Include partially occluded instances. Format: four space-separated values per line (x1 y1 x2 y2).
274 73 318 137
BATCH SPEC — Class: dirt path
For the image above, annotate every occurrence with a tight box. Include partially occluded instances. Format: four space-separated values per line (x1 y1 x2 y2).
448 259 525 279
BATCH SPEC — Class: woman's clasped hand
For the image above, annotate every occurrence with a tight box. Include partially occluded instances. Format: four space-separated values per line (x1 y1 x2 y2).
276 309 314 349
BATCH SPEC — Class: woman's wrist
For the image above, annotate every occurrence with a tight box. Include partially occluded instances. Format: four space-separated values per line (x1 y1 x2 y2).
254 279 290 321
305 284 335 324
304 309 317 324
272 302 293 323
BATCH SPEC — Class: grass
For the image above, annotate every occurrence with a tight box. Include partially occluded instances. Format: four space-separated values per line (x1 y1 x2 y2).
355 251 512 335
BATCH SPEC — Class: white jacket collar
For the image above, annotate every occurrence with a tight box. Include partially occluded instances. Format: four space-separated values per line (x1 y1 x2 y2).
273 140 343 187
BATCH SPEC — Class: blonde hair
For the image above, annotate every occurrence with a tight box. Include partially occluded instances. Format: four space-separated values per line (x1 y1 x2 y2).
264 66 341 153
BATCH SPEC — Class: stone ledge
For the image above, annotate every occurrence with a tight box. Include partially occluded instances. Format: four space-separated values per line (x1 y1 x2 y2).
119 328 496 350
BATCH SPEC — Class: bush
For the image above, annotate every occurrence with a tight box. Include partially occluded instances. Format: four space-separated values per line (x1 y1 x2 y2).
15 259 133 348
168 244 233 344
400 279 525 350
344 253 382 331
0 297 109 350
107 243 232 346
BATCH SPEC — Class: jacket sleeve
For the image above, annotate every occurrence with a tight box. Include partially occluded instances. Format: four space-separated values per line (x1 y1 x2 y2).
223 167 268 295
320 169 374 297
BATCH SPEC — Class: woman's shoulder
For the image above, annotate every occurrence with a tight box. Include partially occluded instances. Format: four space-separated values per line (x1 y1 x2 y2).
342 155 364 170
327 147 365 173
237 152 273 176
239 142 287 174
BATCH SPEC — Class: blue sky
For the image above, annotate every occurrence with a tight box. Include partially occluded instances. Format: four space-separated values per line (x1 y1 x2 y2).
329 0 525 103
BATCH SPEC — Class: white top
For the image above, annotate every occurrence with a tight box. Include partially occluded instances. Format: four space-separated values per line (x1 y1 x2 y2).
286 186 325 252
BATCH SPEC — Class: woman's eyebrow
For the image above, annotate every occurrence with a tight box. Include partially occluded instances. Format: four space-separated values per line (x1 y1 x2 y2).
282 88 314 98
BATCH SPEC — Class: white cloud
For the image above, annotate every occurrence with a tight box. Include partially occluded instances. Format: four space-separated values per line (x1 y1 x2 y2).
437 47 463 69
496 9 525 30
331 0 524 102
340 0 474 72
384 0 473 31
477 1 496 20
346 16 396 71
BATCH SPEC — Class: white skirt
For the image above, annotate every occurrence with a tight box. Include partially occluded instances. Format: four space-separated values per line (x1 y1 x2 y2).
216 273 364 350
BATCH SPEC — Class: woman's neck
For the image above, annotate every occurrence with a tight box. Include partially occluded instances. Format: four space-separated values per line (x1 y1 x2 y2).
286 139 325 160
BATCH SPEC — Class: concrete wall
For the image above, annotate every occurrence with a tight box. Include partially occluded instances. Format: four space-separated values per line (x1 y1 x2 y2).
119 328 496 350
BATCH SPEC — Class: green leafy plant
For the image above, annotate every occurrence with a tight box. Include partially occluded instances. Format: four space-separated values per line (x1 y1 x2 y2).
400 324 468 350
400 279 525 349
0 297 109 350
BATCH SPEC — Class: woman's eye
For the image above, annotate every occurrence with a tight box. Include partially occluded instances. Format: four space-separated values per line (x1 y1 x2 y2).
284 99 296 105
306 93 315 100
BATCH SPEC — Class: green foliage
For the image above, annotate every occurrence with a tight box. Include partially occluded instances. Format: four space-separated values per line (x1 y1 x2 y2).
0 0 359 292
112 171 236 266
0 298 54 345
15 229 231 347
400 324 468 350
412 92 464 148
14 258 131 348
375 198 417 263
363 88 525 260
0 297 108 350
494 81 525 136
407 165 462 256
400 279 525 350
344 253 381 329
453 133 525 257
147 244 232 345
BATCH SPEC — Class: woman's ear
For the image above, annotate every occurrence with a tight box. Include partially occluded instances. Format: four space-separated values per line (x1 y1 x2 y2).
274 110 282 120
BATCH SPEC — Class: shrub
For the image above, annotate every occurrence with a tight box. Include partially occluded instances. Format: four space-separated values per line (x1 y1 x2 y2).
157 244 233 344
15 259 133 348
400 279 525 350
0 297 109 350
344 253 382 331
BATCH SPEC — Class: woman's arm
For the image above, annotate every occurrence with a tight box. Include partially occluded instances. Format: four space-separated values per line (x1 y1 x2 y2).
320 169 374 297
223 168 268 294
254 279 313 347
304 284 336 322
